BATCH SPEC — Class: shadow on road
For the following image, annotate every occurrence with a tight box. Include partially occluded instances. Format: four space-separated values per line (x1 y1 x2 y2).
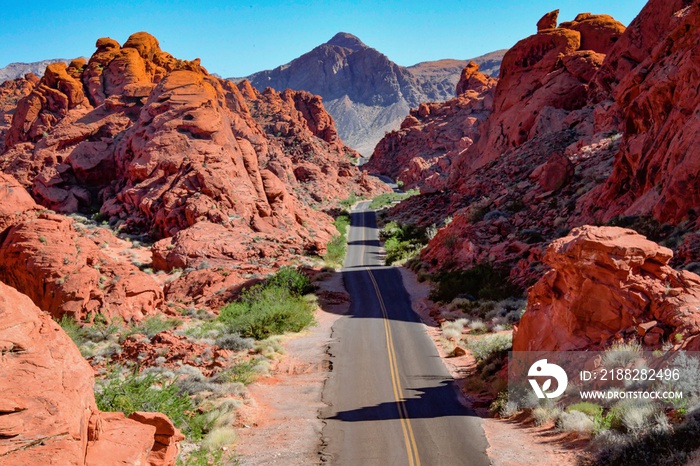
326 380 480 422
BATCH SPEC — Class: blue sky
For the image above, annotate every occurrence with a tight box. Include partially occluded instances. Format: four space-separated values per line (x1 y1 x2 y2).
1 0 647 77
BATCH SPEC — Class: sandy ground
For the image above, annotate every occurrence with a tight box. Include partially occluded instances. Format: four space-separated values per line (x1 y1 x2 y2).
398 267 581 466
234 271 349 465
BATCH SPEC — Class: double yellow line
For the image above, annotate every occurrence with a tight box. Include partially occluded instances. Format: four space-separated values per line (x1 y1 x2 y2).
359 207 421 466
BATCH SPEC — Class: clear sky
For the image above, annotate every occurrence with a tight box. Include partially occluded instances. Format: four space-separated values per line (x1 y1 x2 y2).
1 0 647 78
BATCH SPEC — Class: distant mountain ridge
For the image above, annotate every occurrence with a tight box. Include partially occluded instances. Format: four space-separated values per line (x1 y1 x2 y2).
237 33 505 155
0 59 75 82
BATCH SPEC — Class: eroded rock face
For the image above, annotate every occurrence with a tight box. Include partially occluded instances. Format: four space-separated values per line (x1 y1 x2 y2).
365 62 496 191
466 13 624 172
0 173 163 322
0 281 182 465
238 82 389 206
581 2 700 225
512 226 700 351
0 74 38 148
1 32 380 279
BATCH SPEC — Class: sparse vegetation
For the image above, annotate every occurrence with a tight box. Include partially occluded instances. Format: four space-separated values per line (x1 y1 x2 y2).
218 267 315 339
380 220 429 265
324 212 351 267
466 333 512 363
369 188 419 210
429 264 523 303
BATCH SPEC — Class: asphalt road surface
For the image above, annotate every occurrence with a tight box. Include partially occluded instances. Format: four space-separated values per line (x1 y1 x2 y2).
321 201 490 465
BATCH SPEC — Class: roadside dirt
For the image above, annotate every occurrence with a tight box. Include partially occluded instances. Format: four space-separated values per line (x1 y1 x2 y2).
397 267 581 466
234 271 348 465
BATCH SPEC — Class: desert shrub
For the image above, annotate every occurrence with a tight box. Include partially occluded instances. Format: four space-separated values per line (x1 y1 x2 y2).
380 221 428 265
441 319 467 340
602 340 643 369
588 410 700 466
500 400 521 418
218 267 315 340
429 264 523 303
533 405 562 426
369 189 419 210
214 360 260 385
324 212 351 267
122 315 182 341
467 333 512 363
215 333 254 351
557 410 595 433
58 315 86 347
202 427 237 451
265 266 313 296
219 286 314 340
95 368 202 438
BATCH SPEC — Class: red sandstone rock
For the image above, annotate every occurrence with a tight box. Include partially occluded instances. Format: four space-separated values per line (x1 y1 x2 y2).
0 173 163 322
366 62 496 191
0 281 182 465
512 226 700 351
581 2 700 225
537 10 559 31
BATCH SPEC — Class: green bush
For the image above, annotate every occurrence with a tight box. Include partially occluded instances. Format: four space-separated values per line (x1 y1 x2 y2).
218 269 315 340
380 221 428 265
429 264 523 302
266 266 313 296
219 286 314 339
95 369 202 438
58 315 86 347
324 212 351 267
121 315 182 341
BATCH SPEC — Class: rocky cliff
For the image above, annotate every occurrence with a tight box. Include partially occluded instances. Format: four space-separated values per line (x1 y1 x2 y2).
365 61 497 191
241 32 505 155
1 32 386 277
384 3 700 293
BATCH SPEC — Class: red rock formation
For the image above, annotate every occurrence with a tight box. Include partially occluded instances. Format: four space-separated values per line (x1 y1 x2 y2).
0 280 182 465
1 32 383 281
365 62 496 191
239 82 389 205
464 12 624 173
512 226 700 351
0 74 38 148
537 9 559 31
0 172 163 322
581 1 700 225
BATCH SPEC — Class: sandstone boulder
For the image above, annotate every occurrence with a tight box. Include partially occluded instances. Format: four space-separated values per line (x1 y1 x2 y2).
512 226 700 351
0 281 182 465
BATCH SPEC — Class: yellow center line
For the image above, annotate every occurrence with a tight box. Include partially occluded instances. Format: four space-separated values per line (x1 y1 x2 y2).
358 205 421 466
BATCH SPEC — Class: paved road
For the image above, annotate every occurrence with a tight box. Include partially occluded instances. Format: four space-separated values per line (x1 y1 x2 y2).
321 201 490 465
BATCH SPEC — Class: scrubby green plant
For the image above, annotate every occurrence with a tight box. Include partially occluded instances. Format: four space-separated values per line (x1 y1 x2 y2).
266 266 313 296
429 264 523 303
324 212 351 267
95 368 203 438
602 340 643 369
58 315 86 347
369 189 419 210
219 286 314 340
218 268 315 340
122 315 183 341
467 333 513 363
557 410 596 434
533 405 562 426
380 221 428 265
